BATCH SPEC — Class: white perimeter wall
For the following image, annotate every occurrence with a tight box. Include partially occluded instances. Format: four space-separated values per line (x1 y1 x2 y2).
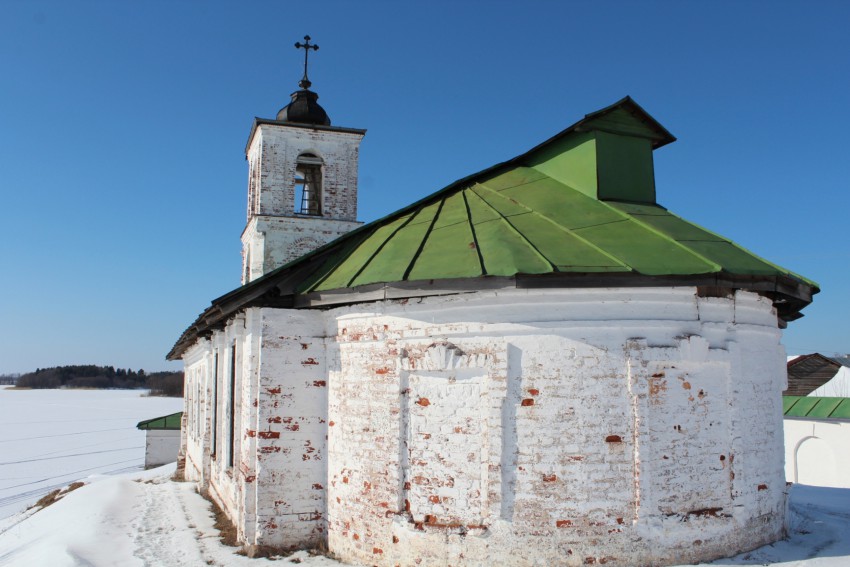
785 418 850 488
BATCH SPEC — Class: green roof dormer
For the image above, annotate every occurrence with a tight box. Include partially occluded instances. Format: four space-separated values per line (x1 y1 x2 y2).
526 97 675 204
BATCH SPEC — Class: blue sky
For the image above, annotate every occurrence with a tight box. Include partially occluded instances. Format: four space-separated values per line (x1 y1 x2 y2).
1 1 848 374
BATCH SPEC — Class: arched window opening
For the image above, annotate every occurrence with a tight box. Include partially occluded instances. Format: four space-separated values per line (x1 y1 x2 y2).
295 153 323 216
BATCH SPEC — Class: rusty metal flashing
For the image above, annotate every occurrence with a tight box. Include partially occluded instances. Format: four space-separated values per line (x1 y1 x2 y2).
245 118 366 156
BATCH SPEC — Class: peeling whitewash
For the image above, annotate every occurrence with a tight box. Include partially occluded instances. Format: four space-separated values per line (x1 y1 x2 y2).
180 287 788 566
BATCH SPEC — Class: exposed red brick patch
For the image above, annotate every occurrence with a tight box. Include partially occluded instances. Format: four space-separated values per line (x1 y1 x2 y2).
300 343 309 350
686 507 726 518
392 535 399 544
312 483 323 490
569 455 584 462
375 367 391 375
528 388 540 396
521 398 535 407
258 431 280 439
416 397 430 407
373 547 383 554
556 520 573 528
342 476 349 484
379 501 389 508
758 484 768 491
246 429 257 438
404 482 411 490
720 454 726 461
302 358 319 365
244 475 256 483
616 517 624 524
404 499 410 512
363 481 371 491
285 423 300 432
585 558 596 564
312 380 326 387
543 474 557 482
259 446 281 454
266 386 282 395
352 533 359 540
268 416 282 424
682 381 691 390
429 495 441 503
606 435 622 443
412 476 429 485
328 420 335 427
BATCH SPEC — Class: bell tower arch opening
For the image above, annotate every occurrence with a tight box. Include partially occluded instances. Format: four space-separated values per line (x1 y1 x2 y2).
295 153 324 216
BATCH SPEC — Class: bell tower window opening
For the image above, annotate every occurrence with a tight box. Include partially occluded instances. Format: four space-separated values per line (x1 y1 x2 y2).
295 153 323 216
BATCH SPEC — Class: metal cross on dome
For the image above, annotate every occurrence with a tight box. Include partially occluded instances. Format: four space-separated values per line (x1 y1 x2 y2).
294 35 319 90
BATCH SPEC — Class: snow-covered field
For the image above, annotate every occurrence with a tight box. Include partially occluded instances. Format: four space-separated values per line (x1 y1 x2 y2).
1 388 848 566
0 387 182 519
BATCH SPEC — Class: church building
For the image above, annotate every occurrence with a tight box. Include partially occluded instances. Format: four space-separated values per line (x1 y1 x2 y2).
168 40 818 566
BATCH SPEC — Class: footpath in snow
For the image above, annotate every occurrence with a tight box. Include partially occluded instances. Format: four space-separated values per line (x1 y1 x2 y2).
0 463 848 567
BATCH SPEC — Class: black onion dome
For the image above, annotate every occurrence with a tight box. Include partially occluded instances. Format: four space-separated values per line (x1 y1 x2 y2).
276 89 331 126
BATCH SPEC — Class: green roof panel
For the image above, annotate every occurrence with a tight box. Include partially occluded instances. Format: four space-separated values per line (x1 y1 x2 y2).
783 397 850 419
406 192 483 281
465 189 552 276
470 184 628 271
349 203 441 287
315 215 414 290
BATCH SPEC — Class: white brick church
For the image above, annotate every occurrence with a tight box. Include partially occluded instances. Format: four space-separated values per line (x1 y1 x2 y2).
169 43 817 566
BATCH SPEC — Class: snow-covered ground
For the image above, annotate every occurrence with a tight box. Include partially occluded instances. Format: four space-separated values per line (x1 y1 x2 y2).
1 388 849 566
0 387 182 519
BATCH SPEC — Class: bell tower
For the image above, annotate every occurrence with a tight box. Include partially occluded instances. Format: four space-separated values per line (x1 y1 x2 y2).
241 36 365 284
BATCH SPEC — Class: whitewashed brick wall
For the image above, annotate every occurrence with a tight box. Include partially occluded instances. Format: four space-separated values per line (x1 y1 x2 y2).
241 123 364 282
181 287 789 566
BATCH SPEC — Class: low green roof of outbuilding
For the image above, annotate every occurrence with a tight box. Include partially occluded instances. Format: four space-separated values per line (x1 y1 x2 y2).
136 412 183 430
784 397 850 420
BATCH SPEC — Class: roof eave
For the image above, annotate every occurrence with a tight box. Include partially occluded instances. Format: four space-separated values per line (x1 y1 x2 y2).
167 270 816 361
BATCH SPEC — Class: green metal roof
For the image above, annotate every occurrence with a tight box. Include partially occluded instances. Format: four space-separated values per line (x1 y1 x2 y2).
136 412 183 430
295 170 811 294
167 97 819 361
784 397 850 419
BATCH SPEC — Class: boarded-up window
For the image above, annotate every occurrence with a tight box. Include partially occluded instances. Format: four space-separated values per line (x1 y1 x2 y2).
403 369 486 527
632 359 732 516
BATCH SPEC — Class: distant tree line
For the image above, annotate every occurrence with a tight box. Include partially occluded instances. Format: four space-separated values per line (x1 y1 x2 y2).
16 365 183 396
